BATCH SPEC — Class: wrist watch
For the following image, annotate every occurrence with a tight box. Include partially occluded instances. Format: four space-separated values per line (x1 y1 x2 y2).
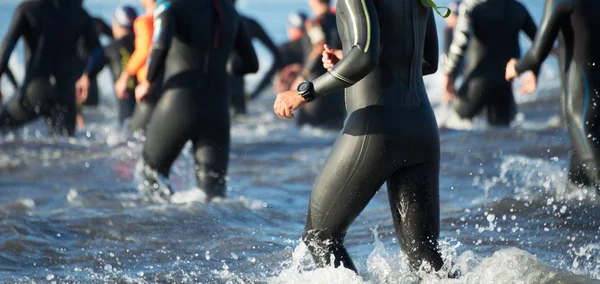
296 81 316 102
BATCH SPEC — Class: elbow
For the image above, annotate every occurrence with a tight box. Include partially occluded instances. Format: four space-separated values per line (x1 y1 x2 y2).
423 59 438 76
248 57 259 74
356 52 378 78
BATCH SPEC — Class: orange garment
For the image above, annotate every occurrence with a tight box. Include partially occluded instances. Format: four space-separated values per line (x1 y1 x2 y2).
126 14 153 82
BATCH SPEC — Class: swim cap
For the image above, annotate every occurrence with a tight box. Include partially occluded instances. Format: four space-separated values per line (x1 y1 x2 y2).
448 1 461 15
113 5 138 28
288 12 307 30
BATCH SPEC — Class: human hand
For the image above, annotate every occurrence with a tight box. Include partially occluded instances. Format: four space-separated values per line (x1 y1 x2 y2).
322 44 343 70
75 75 91 104
505 58 519 82
114 72 130 99
273 90 307 119
520 72 537 95
135 80 150 103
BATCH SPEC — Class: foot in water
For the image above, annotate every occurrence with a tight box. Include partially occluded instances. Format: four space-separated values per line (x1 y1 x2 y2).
137 162 174 202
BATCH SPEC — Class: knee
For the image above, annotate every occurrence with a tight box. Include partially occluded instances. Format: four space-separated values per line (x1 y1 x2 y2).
452 100 479 119
302 229 344 252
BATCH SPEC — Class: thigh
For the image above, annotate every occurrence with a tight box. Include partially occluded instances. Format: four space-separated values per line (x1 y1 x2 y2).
306 129 389 237
387 161 441 252
192 120 230 175
453 76 487 119
485 83 515 126
142 90 195 175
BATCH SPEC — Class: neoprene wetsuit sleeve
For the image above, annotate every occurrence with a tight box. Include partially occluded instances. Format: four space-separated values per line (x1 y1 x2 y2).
81 12 103 76
422 9 439 76
515 0 571 75
311 0 380 98
229 24 259 76
146 1 175 83
248 18 282 99
126 15 153 77
0 3 26 78
444 0 472 78
84 48 107 78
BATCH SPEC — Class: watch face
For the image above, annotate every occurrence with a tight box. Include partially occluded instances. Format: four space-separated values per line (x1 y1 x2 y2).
298 82 309 93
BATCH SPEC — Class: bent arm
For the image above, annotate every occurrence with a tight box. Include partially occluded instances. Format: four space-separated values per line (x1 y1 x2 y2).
311 0 380 97
146 2 175 83
423 9 439 76
444 1 472 78
126 16 153 76
0 3 27 78
249 19 282 97
515 0 570 75
229 24 259 76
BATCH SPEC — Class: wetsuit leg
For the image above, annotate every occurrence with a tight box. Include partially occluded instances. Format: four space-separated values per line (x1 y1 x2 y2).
192 116 230 199
128 83 162 133
302 128 389 272
49 73 78 136
83 78 99 106
452 76 487 121
453 76 515 126
387 161 444 271
484 83 516 126
229 75 246 116
141 89 191 177
117 94 136 126
0 79 52 131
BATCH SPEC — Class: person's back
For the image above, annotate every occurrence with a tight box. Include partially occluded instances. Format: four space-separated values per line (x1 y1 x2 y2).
33 0 98 78
140 0 258 201
274 0 445 272
156 0 212 89
465 0 533 80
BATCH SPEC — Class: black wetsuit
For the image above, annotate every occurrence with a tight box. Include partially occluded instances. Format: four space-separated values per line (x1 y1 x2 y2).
441 26 464 78
141 0 258 199
514 0 600 191
301 0 443 272
0 0 101 136
84 33 137 126
444 0 537 126
297 11 346 129
228 15 281 115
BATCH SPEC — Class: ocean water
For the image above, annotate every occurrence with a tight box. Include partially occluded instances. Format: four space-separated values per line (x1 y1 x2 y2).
0 0 599 283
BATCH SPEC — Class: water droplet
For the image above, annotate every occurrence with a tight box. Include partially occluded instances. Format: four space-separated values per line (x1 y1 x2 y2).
46 274 55 281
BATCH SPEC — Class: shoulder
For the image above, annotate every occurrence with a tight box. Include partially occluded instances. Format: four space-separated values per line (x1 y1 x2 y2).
15 0 39 14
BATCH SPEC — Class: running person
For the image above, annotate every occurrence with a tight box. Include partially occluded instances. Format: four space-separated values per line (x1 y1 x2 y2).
442 0 537 126
505 0 600 192
0 0 101 136
76 5 139 127
138 0 258 201
114 0 160 134
274 0 446 273
229 0 282 115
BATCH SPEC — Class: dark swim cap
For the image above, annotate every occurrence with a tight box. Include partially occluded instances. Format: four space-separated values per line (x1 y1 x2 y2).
288 12 307 30
113 4 138 28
